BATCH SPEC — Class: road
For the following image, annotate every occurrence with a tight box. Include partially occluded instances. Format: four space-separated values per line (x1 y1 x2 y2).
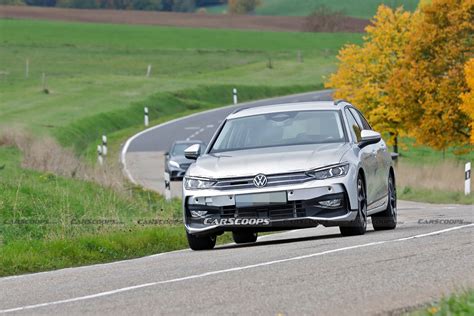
1 90 472 315
0 202 472 315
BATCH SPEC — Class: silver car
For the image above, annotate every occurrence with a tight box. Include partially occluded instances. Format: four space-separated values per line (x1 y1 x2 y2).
182 101 397 250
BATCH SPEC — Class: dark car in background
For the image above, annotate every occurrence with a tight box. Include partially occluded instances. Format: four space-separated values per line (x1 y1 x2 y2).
165 140 205 181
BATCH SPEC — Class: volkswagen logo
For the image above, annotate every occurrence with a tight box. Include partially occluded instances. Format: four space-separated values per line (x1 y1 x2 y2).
253 174 268 188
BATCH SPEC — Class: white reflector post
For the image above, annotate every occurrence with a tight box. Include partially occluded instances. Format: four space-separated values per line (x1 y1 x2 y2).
144 106 149 127
101 135 107 156
465 162 471 196
233 88 238 105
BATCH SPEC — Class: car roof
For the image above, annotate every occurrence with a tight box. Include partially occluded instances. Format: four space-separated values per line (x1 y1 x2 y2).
227 101 350 120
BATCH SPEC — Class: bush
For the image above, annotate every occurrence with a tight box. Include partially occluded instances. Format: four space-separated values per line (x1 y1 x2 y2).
305 5 345 32
228 0 260 14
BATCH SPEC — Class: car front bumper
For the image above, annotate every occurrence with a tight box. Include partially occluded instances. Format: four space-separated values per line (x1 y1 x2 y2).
183 177 359 235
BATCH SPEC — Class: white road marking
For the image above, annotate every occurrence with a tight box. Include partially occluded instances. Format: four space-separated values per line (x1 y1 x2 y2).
206 125 214 128
1 224 472 314
184 127 200 130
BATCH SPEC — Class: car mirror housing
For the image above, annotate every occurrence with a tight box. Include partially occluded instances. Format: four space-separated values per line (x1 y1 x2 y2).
359 130 381 148
184 144 201 160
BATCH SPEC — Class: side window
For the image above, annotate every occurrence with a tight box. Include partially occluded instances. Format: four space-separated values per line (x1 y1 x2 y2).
345 109 362 142
349 108 372 130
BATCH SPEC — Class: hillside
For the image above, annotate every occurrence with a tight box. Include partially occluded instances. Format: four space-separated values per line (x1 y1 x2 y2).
205 0 420 19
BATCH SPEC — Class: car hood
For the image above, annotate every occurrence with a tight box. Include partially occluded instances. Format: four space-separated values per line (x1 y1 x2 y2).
188 143 351 179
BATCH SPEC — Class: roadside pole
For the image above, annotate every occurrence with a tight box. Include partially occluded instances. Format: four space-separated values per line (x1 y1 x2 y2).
144 107 149 127
146 64 152 77
233 88 238 105
164 172 171 201
101 135 107 156
465 162 471 196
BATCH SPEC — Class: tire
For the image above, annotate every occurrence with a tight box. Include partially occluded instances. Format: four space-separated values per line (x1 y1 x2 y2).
372 174 397 230
186 232 216 250
232 231 258 244
339 176 367 236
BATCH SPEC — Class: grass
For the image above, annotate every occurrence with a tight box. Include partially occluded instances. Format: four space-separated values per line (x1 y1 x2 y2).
57 84 317 155
412 289 474 316
398 186 473 205
0 19 361 139
0 145 236 276
398 138 474 165
201 0 419 19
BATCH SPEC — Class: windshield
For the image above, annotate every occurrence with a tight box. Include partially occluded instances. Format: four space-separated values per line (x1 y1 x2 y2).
210 110 346 153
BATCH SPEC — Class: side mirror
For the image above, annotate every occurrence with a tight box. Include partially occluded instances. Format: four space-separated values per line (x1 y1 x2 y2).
359 130 381 148
184 144 201 160
164 151 169 157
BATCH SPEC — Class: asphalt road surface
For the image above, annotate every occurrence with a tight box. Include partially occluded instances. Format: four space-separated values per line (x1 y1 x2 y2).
0 202 472 315
2 91 472 315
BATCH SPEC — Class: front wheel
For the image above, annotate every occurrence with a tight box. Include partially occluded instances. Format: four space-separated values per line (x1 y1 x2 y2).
186 232 216 250
372 174 397 230
340 176 367 236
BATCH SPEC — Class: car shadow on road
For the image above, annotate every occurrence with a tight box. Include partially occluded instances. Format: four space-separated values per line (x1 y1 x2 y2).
215 230 377 251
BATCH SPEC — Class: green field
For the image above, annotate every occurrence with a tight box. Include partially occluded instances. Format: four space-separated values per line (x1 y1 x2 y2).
201 0 419 19
0 19 360 141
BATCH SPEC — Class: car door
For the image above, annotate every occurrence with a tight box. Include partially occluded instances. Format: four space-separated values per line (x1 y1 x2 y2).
344 108 377 207
350 108 388 204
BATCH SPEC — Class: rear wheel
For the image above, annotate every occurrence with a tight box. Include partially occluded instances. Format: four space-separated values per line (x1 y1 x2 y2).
186 232 216 250
340 176 367 236
232 231 258 244
372 174 397 230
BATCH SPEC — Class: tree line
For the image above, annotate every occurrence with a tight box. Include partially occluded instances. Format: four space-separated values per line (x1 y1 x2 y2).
0 0 227 12
326 0 473 153
2 0 263 14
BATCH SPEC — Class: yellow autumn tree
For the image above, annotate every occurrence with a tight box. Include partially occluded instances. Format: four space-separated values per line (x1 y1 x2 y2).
460 58 474 144
389 0 473 151
325 5 414 152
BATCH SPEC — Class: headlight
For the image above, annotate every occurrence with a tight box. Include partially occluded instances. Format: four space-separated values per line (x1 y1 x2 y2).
168 160 180 168
306 163 349 180
184 177 216 190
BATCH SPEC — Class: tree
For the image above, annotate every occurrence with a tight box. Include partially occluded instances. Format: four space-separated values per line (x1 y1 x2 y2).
131 0 163 10
460 59 474 144
325 5 414 152
389 0 473 151
171 0 195 12
228 0 260 14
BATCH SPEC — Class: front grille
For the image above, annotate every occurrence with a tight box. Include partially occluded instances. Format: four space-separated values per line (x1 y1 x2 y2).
213 172 311 190
220 201 305 220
